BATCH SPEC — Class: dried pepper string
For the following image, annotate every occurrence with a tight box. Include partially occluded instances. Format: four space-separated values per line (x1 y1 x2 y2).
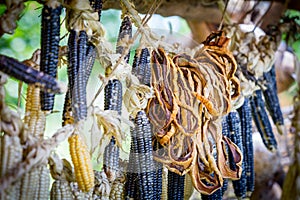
146 31 243 194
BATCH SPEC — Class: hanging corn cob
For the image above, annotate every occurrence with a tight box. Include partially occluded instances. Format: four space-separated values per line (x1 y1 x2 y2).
40 0 62 111
132 48 151 86
51 180 73 200
201 188 223 200
109 173 126 200
103 79 122 182
227 111 247 199
68 133 94 192
125 125 139 199
250 89 277 151
260 66 284 133
168 171 185 200
0 54 65 94
103 14 132 182
237 97 255 196
89 0 103 20
0 134 23 200
49 155 74 200
126 111 156 200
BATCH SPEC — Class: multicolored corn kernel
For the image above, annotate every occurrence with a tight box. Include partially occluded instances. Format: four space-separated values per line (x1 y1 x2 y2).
237 97 255 195
50 180 73 200
167 171 185 200
116 15 132 63
0 54 65 94
68 133 94 192
250 90 277 151
40 3 62 111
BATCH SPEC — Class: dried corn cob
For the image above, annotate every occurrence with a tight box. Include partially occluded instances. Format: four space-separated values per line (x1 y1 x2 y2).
50 180 73 200
116 15 132 63
161 167 168 200
135 111 155 200
103 79 122 181
68 133 94 192
154 162 163 200
237 97 255 196
0 135 22 200
221 179 228 196
19 165 50 200
62 90 74 126
67 30 78 96
167 171 185 200
183 174 194 200
110 176 126 200
72 30 88 122
19 166 40 200
84 43 97 86
0 54 65 94
89 0 103 20
227 111 247 199
261 66 284 132
132 48 151 86
250 90 277 151
70 181 93 199
34 165 50 199
40 2 62 111
125 125 139 199
201 188 223 200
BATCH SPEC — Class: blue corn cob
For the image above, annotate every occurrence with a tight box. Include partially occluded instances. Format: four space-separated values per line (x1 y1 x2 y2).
261 66 284 131
237 98 255 196
167 171 185 200
227 111 247 199
201 188 223 200
0 55 64 94
89 0 102 20
40 3 62 111
250 90 277 151
116 15 132 63
103 79 122 181
72 30 88 122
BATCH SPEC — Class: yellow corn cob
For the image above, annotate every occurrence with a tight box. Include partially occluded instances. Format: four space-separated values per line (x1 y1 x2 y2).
68 133 94 192
50 180 73 200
